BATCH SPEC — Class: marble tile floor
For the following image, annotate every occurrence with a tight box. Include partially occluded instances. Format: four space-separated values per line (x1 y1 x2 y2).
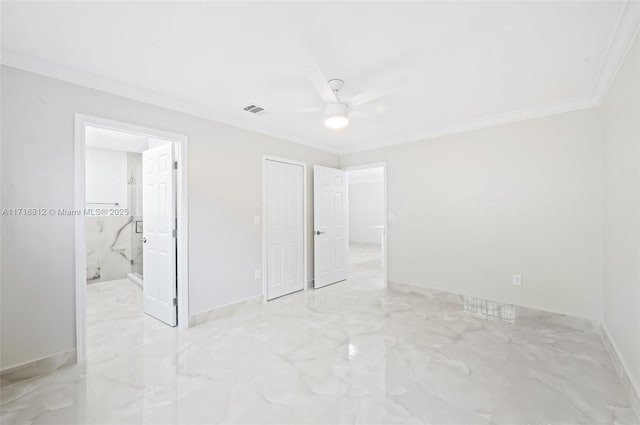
348 242 384 290
1 263 638 424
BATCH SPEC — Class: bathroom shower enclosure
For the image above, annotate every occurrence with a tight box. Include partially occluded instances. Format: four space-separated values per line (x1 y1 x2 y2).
85 146 144 284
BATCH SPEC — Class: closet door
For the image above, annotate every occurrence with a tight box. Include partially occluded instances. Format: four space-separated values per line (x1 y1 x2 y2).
265 159 305 300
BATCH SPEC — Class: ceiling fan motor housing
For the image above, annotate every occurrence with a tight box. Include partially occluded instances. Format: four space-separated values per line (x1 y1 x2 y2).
324 102 349 117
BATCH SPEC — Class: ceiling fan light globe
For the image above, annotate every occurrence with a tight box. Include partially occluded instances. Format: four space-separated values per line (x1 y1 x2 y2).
324 114 349 129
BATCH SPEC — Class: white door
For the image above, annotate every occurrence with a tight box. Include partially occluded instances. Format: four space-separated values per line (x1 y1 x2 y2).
142 143 177 326
265 159 305 300
313 165 348 288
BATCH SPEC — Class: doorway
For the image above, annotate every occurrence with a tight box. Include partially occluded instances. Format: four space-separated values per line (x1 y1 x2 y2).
346 164 387 288
310 163 388 289
74 114 189 364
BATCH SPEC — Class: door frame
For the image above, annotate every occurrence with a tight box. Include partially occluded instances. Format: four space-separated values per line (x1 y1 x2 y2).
74 114 190 365
261 155 308 300
343 162 388 288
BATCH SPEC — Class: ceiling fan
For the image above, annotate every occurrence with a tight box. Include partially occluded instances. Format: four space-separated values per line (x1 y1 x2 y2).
299 63 404 130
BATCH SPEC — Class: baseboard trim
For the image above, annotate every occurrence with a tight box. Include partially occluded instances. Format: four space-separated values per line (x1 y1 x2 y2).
127 272 143 288
387 281 600 332
601 323 640 421
0 349 77 387
189 294 264 327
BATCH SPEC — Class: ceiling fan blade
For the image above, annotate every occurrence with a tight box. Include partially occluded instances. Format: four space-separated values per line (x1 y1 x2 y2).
289 106 323 113
347 79 406 108
302 63 338 104
350 109 378 120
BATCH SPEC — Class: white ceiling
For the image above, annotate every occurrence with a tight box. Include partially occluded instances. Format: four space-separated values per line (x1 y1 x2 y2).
2 1 638 154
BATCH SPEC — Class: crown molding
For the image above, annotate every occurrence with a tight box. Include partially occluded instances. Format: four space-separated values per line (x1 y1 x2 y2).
0 48 337 154
337 95 599 155
592 0 640 105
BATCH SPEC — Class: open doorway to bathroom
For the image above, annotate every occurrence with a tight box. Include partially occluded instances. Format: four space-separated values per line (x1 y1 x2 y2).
84 128 147 287
346 164 387 288
74 115 189 365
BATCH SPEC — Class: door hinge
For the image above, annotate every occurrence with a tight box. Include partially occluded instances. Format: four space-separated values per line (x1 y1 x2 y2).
172 229 177 238
172 298 177 307
173 161 178 170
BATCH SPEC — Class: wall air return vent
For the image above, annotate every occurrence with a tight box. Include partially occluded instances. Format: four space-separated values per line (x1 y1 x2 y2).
243 104 266 115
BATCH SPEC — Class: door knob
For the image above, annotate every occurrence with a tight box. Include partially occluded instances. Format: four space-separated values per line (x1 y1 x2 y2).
315 230 325 235
143 237 147 243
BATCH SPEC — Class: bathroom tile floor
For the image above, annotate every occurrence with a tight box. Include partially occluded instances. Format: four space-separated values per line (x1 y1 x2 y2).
1 245 638 424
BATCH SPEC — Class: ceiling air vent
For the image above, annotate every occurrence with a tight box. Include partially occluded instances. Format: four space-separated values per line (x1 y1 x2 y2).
243 104 265 115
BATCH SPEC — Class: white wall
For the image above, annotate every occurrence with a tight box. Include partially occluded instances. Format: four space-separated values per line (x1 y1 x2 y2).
85 147 128 212
341 107 604 320
348 171 385 244
602 34 640 404
0 66 339 369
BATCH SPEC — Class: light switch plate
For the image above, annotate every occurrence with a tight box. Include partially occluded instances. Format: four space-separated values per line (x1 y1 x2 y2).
254 216 260 226
512 274 522 286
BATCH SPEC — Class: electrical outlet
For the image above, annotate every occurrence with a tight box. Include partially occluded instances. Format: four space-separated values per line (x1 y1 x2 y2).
254 269 261 280
254 215 260 226
512 274 522 286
